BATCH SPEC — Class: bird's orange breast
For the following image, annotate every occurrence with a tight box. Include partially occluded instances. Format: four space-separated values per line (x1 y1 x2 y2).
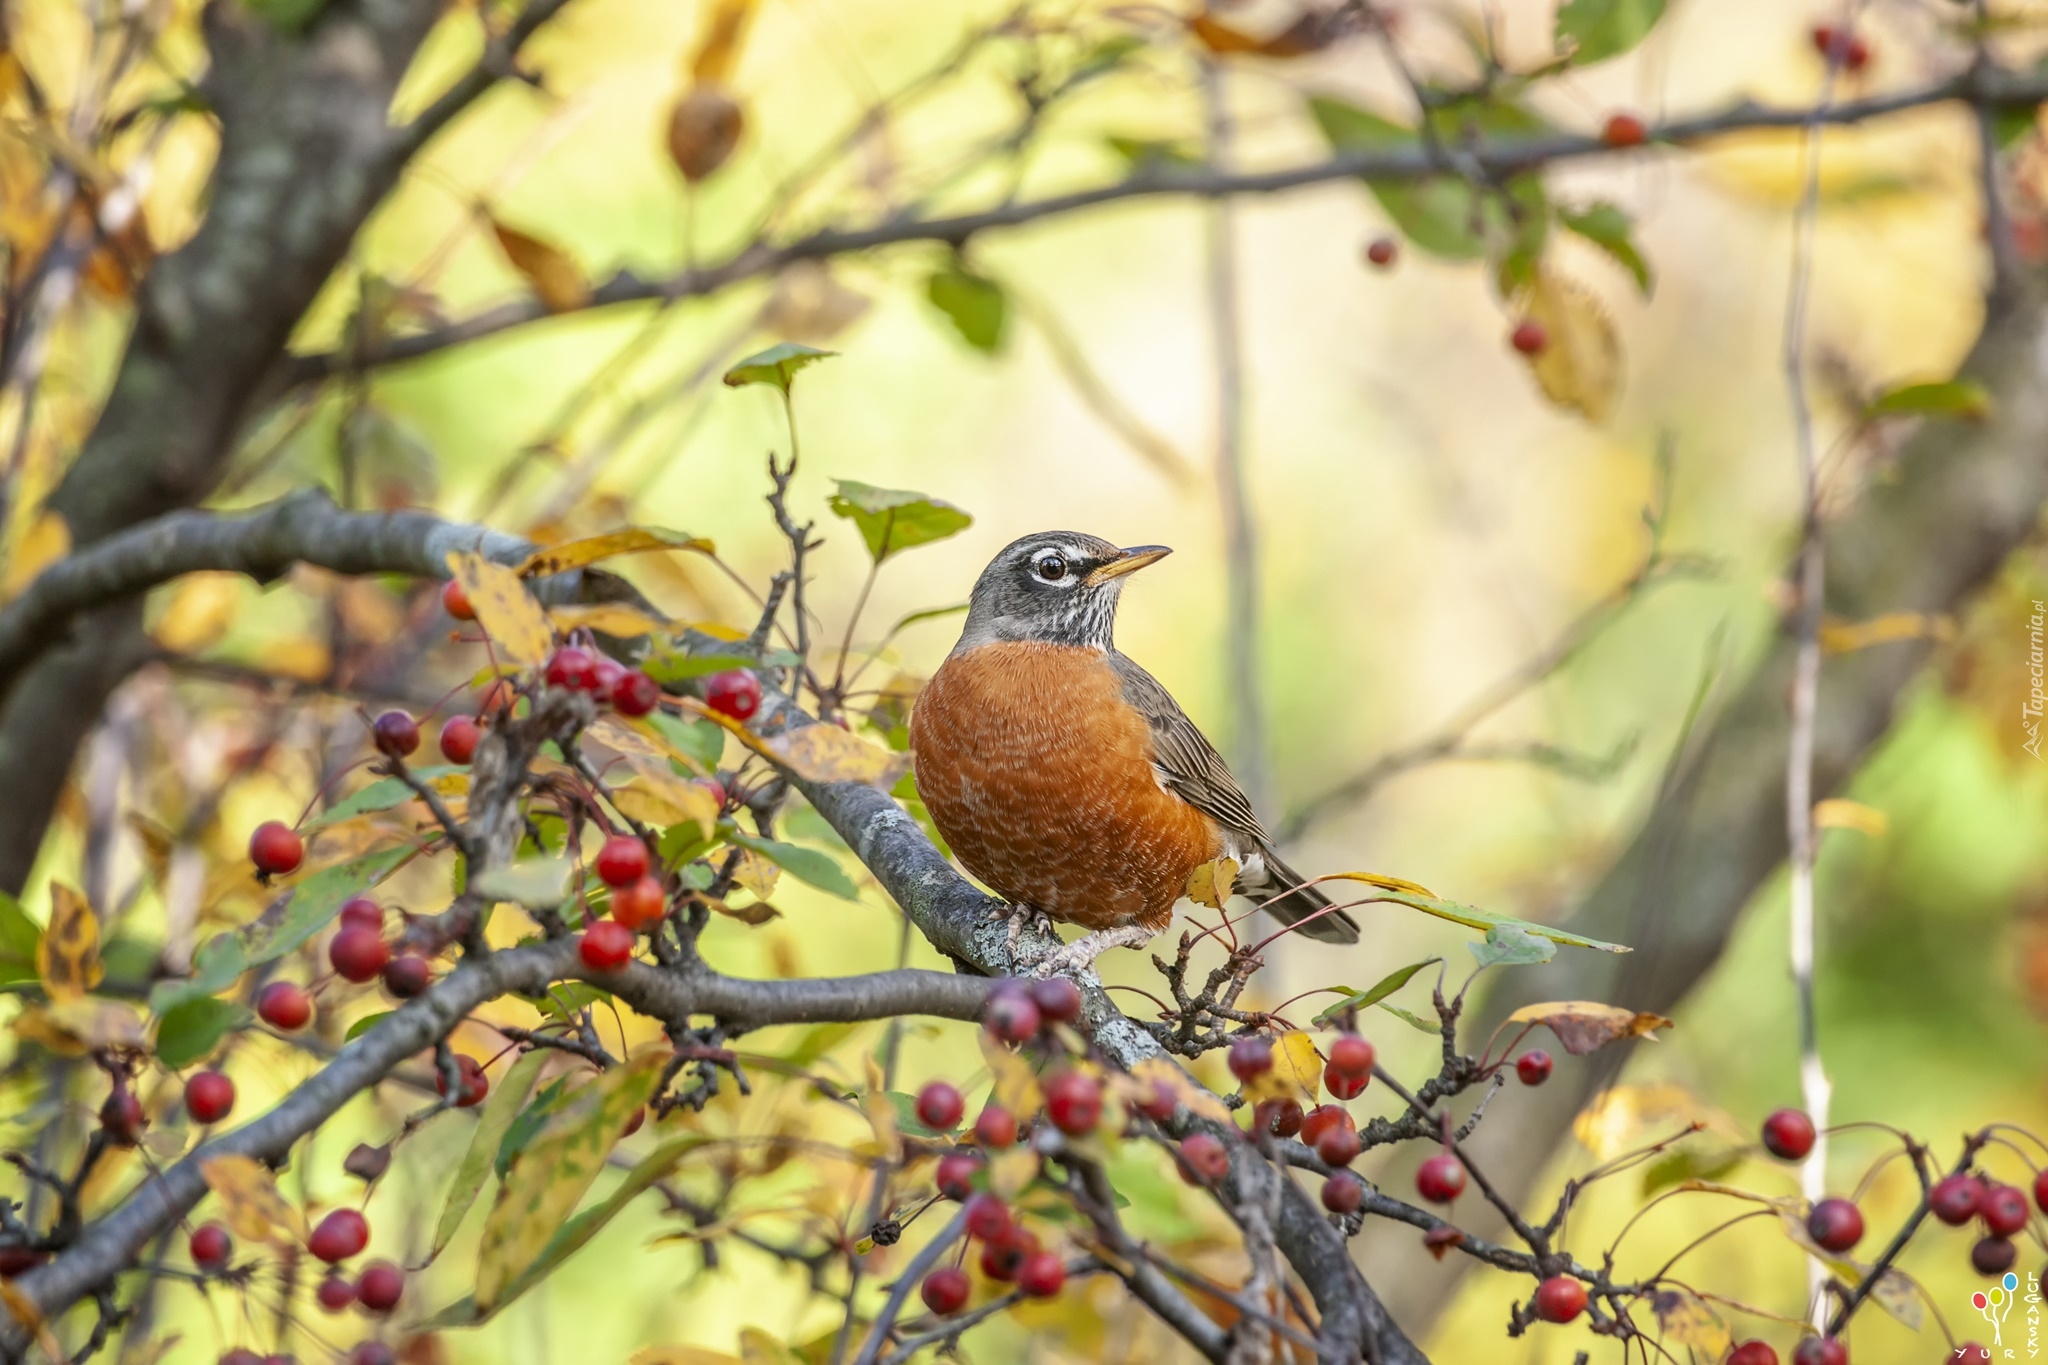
908 640 1220 931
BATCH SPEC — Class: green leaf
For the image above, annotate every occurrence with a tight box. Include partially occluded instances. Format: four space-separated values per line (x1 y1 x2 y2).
1467 923 1557 969
1378 1003 1439 1034
306 768 465 829
1865 380 1992 422
155 998 251 1069
1106 136 1203 172
1310 959 1440 1027
344 1011 391 1043
925 265 1008 352
434 1050 550 1258
1560 202 1654 295
520 981 613 1025
0 892 40 988
495 1078 574 1180
471 856 573 910
1554 0 1668 64
723 829 860 901
826 480 973 564
887 1090 952 1138
473 1053 665 1314
1641 1142 1744 1197
1326 877 1630 954
149 934 246 1015
639 650 758 686
722 343 836 395
647 713 727 773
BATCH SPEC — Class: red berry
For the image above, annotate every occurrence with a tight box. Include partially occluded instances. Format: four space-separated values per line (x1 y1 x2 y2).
351 1347 397 1365
921 1266 970 1315
1515 1050 1553 1086
916 1081 964 1132
1255 1098 1303 1139
978 1226 1036 1281
185 1071 235 1124
1327 1035 1374 1079
1017 1250 1065 1298
1227 1036 1273 1083
1178 1132 1230 1184
1029 976 1083 1023
1793 1338 1848 1365
1300 1105 1353 1150
370 710 419 758
612 669 661 718
983 984 1041 1044
1807 1197 1864 1252
544 646 599 691
935 1152 982 1201
383 953 431 998
1729 1342 1779 1365
308 1208 369 1264
703 669 761 720
1762 1108 1816 1161
2035 1167 2048 1216
974 1106 1018 1149
595 835 650 888
1315 1123 1361 1167
621 1106 646 1138
1510 320 1548 355
1811 24 1870 72
436 1055 489 1108
100 1090 146 1146
1324 1064 1367 1101
1135 1082 1177 1124
611 875 667 931
1981 1183 2029 1237
329 926 390 984
1956 1344 1990 1362
189 1222 232 1272
249 821 304 876
579 920 635 970
1044 1071 1102 1136
591 657 628 705
963 1192 1011 1242
257 980 312 1031
441 579 474 620
1601 112 1648 147
316 1273 355 1312
1416 1153 1466 1204
1534 1274 1587 1323
1321 1170 1363 1214
0 1248 43 1277
339 898 383 932
221 1353 266 1365
438 715 480 764
1931 1173 1981 1225
1365 236 1397 268
355 1260 403 1314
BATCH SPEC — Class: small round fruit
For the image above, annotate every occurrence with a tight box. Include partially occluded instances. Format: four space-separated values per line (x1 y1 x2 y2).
612 669 662 718
1728 1342 1779 1365
309 1208 369 1264
935 1152 981 1201
185 1071 235 1125
329 926 390 984
595 835 650 888
1601 112 1648 147
1955 1345 1990 1362
383 954 431 999
437 1055 488 1109
544 646 599 691
371 711 419 758
1972 1234 2017 1275
257 980 312 1031
1365 236 1397 268
355 1260 403 1314
1327 1034 1374 1079
249 821 304 877
1300 1105 1353 1150
703 669 762 720
438 715 480 764
1044 1071 1103 1137
0 1248 43 1277
579 920 635 970
1017 1250 1065 1298
1228 1036 1273 1083
2035 1166 2048 1216
351 1347 397 1365
1510 320 1549 355
1324 1064 1368 1101
1178 1132 1230 1184
339 898 383 932
591 657 628 706
1981 1182 2029 1238
221 1353 266 1365
978 1228 1034 1282
610 875 667 931
1807 1198 1864 1252
440 579 474 620
1315 1123 1362 1168
1534 1275 1587 1323
983 984 1041 1044
1029 976 1083 1023
916 1081 965 1132
190 1222 232 1272
974 1105 1018 1149
1135 1082 1177 1124
963 1192 1011 1242
315 1274 354 1312
1515 1050 1553 1086
1930 1173 1981 1225
1416 1153 1466 1204
100 1090 146 1146
1256 1098 1303 1139
1792 1338 1848 1365
1321 1170 1363 1214
921 1266 970 1316
1762 1108 1816 1161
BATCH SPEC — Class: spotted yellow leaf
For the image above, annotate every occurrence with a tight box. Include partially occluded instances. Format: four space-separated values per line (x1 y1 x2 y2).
37 883 101 1002
201 1154 308 1248
730 849 780 900
447 552 554 667
1241 1030 1321 1105
977 1028 1043 1119
1520 267 1621 422
746 720 908 788
548 603 675 638
518 528 712 578
1185 857 1238 910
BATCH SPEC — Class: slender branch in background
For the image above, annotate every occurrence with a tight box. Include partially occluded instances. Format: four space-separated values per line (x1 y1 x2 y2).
1201 59 1271 816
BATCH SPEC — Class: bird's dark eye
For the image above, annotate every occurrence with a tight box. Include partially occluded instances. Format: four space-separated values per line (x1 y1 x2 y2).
1032 553 1068 582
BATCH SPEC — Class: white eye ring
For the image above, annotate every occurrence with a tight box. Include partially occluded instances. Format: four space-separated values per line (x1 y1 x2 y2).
1032 553 1069 582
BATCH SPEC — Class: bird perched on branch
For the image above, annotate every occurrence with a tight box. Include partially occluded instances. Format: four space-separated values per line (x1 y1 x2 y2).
909 532 1359 975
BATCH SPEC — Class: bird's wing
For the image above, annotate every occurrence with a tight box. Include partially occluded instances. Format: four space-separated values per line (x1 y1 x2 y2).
1107 653 1270 846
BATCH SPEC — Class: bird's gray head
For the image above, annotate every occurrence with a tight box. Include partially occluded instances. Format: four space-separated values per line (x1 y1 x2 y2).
955 532 1172 651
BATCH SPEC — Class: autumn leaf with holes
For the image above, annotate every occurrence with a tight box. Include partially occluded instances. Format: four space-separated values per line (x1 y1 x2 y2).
37 883 101 1002
1185 857 1238 910
202 1154 308 1249
1506 1001 1672 1055
447 551 555 666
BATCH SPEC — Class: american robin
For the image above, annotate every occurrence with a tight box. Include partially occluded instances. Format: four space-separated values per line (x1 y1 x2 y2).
909 532 1360 974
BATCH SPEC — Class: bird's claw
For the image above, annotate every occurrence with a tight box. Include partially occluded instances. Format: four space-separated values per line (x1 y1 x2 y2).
996 902 1055 961
1026 924 1153 979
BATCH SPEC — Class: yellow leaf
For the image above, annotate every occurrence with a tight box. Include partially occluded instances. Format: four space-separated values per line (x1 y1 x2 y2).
1650 1287 1731 1357
1242 1030 1320 1105
201 1154 308 1248
0 509 67 602
262 636 333 682
986 1146 1041 1198
149 572 242 654
1506 1001 1671 1056
744 721 908 788
1129 1058 1233 1125
12 999 145 1055
548 603 675 637
861 1055 898 1162
667 87 744 182
37 883 101 1002
1814 799 1888 838
738 1327 803 1365
730 849 779 900
490 220 589 313
632 1349 743 1365
760 262 870 344
611 755 720 837
1521 268 1621 422
688 0 759 85
448 552 555 667
1185 857 1238 911
517 528 712 578
1571 1081 1706 1161
1320 870 1439 900
977 1028 1043 1119
1820 611 1954 654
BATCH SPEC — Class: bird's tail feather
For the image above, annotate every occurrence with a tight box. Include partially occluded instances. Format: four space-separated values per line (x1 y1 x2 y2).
1245 852 1360 944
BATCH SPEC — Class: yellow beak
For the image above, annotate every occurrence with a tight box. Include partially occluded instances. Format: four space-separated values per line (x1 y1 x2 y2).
1084 545 1172 586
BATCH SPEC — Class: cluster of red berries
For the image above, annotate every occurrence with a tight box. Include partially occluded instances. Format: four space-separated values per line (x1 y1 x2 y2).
541 645 663 717
1810 23 1871 73
577 833 671 970
1928 1167 2042 1275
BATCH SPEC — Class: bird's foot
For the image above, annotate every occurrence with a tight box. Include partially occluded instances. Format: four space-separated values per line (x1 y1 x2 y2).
1027 924 1154 979
996 902 1056 959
